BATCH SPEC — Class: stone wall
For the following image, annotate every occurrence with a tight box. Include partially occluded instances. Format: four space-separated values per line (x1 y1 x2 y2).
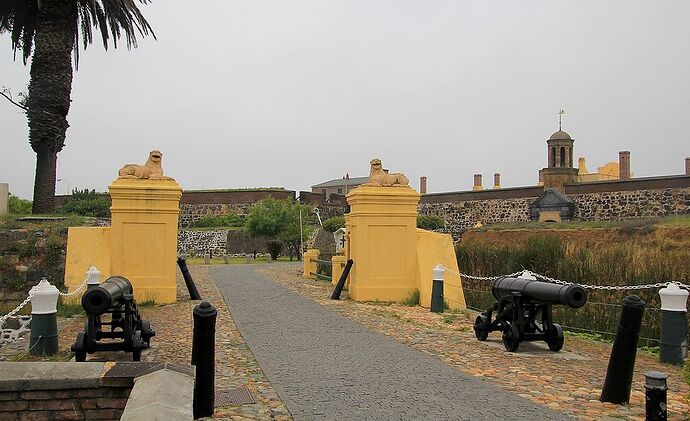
177 229 228 257
179 204 251 228
572 188 690 221
418 197 534 238
418 177 690 239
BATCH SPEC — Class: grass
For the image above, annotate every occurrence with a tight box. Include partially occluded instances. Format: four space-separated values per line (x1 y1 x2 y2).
402 289 420 306
0 213 91 230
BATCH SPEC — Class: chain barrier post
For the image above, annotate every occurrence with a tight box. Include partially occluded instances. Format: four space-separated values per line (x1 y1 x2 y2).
192 301 217 419
85 266 101 290
644 371 668 421
658 283 688 366
29 279 60 356
431 264 445 313
601 295 646 404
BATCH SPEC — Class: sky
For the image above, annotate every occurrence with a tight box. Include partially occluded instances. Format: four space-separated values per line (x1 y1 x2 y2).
1 1 689 200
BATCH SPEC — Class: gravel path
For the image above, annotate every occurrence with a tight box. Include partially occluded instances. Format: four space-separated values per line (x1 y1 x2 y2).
213 264 569 420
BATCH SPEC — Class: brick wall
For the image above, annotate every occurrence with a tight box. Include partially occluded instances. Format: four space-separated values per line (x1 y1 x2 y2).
0 387 129 420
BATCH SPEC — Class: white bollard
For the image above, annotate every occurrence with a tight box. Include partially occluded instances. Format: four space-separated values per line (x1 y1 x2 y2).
29 279 60 356
659 283 688 365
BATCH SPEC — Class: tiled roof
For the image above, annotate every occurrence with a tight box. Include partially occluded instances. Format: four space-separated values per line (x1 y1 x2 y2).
312 176 369 188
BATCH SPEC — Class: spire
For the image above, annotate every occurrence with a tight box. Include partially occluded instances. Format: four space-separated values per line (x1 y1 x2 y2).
558 109 565 131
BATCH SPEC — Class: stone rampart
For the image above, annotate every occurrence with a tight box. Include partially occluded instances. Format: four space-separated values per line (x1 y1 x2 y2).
418 176 690 239
178 229 228 257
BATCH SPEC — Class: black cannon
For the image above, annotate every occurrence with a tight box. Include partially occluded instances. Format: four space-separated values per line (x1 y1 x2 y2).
473 276 587 352
71 276 155 361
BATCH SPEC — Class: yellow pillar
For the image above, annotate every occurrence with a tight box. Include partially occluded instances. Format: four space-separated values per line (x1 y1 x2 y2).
303 249 319 279
346 186 420 302
331 255 346 285
108 178 182 303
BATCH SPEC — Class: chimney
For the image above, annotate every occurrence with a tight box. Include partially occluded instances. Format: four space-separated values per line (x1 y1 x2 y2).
419 176 427 194
473 174 483 191
619 151 631 180
686 157 690 176
493 173 501 189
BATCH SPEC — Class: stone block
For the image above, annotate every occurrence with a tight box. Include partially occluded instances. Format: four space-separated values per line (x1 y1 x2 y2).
120 368 194 420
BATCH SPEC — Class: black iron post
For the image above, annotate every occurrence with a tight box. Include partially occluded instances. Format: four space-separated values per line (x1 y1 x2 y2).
430 265 445 313
331 259 354 300
658 283 688 366
192 301 217 419
600 295 646 404
644 371 668 421
177 257 201 300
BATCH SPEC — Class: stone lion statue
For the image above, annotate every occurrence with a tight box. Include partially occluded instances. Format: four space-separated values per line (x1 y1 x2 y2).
118 150 173 180
364 158 409 187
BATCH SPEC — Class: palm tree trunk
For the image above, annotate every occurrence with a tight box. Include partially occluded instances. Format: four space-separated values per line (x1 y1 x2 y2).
32 147 58 214
28 0 76 214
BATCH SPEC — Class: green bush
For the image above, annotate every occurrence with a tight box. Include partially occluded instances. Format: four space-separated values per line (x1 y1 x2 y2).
323 216 345 233
8 195 32 214
417 214 444 230
59 189 110 218
191 213 246 228
45 236 63 265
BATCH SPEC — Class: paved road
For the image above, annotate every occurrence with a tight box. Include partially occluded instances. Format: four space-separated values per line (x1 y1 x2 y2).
213 264 570 421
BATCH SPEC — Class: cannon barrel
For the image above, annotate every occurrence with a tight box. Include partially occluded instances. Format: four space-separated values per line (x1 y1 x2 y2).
491 277 588 309
81 276 133 314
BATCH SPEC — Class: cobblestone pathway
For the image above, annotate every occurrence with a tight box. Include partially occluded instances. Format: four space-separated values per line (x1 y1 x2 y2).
213 264 568 420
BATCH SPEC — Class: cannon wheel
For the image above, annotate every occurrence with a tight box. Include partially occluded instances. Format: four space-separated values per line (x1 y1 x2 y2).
132 331 143 362
73 333 87 362
502 323 520 352
141 320 152 347
474 315 489 341
546 323 564 352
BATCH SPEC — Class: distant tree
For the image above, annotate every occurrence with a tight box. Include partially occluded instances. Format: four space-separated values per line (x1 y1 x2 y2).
245 198 315 260
278 202 315 261
323 216 345 233
1 0 155 214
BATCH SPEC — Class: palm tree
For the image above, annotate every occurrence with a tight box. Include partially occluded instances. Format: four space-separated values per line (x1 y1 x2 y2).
1 0 154 213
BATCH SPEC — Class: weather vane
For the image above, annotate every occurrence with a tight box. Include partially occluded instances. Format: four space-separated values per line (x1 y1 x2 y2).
558 109 565 131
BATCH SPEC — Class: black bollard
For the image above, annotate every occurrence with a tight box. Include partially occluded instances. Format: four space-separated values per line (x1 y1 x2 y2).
192 301 217 419
644 371 668 421
600 295 646 404
430 265 445 313
331 259 354 300
177 257 201 300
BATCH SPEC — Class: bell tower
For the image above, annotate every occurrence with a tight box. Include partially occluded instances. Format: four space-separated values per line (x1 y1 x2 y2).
540 111 579 192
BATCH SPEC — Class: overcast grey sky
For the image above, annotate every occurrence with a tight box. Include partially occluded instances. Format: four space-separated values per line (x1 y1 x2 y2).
1 1 689 200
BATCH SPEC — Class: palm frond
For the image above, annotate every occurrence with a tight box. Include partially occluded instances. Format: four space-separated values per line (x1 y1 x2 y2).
0 0 39 64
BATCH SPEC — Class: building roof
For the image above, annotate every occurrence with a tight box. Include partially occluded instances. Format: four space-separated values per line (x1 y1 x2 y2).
549 130 572 141
312 176 369 189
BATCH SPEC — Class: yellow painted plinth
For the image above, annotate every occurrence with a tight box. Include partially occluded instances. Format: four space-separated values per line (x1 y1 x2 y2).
331 255 346 285
303 249 319 278
64 178 182 303
415 229 466 310
346 186 420 302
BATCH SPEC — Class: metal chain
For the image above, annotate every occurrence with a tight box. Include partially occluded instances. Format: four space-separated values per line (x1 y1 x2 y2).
58 276 88 297
0 292 34 328
440 265 689 291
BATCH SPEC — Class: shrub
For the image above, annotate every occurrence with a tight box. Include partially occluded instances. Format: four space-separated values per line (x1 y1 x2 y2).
59 189 109 218
417 214 444 230
323 216 345 233
8 195 32 214
45 235 63 265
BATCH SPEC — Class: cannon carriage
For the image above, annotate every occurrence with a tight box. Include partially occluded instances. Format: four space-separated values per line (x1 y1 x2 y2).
473 276 587 352
71 276 155 361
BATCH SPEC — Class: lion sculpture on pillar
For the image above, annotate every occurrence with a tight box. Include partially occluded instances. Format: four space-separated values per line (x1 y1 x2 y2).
118 150 173 180
364 158 409 187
